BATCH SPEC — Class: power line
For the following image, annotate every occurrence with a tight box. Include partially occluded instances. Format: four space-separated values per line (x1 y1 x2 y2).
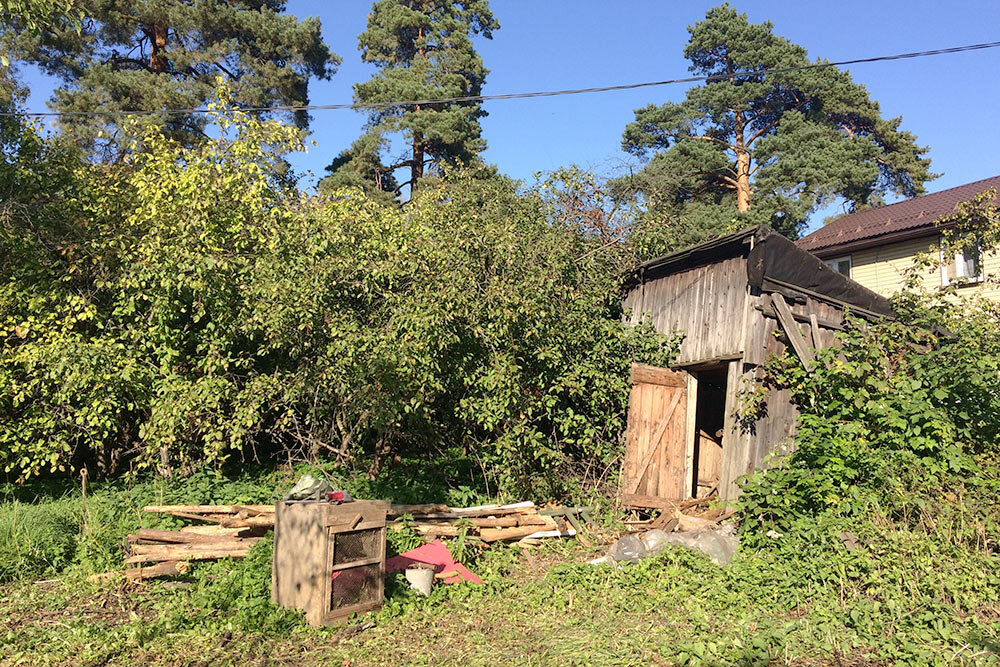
5 40 1000 119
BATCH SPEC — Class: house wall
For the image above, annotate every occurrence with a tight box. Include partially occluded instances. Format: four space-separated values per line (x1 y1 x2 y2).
842 235 1000 301
623 256 750 366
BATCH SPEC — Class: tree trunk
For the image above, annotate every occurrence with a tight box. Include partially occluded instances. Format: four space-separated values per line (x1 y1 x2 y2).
411 22 427 192
735 150 751 212
149 25 168 73
733 109 752 212
411 128 424 190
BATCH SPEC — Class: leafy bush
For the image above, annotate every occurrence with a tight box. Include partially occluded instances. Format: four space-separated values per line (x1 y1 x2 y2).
739 272 1000 548
0 92 678 495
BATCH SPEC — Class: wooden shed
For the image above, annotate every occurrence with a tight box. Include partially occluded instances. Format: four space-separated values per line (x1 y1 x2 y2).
620 225 894 507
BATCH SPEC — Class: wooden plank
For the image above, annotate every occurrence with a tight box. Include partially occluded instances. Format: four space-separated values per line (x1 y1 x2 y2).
637 381 655 494
719 359 747 502
772 293 815 369
631 363 686 387
144 505 273 514
809 313 823 350
657 386 672 499
665 390 687 499
620 383 642 496
621 493 681 510
627 387 684 494
684 371 698 498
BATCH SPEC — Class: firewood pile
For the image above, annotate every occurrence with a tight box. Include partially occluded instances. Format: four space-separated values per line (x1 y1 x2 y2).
387 501 584 544
90 500 585 582
87 504 276 582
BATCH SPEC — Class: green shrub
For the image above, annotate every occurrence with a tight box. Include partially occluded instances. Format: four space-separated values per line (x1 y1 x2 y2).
739 249 1000 550
1 93 678 496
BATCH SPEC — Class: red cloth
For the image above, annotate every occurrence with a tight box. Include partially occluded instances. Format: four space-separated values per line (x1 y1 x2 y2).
384 539 483 585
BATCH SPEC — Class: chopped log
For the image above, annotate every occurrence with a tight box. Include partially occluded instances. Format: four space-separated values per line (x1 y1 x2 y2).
130 529 256 545
143 504 273 514
218 515 275 529
126 544 254 564
410 525 473 538
88 560 190 582
130 537 259 553
387 503 450 518
180 525 247 537
153 510 232 524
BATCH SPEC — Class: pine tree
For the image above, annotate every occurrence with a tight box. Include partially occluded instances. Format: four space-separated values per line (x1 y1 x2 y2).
1 1 339 156
321 0 497 199
617 4 934 246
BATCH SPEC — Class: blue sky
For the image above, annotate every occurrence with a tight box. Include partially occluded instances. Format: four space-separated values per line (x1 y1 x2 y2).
17 0 1000 234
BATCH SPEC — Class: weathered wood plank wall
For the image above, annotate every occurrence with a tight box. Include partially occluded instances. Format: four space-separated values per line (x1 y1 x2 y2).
624 256 853 502
624 256 750 365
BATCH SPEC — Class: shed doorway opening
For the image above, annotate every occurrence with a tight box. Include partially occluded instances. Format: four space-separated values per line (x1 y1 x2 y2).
691 366 728 498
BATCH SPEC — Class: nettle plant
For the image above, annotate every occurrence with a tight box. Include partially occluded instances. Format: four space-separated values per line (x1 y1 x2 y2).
739 190 1000 540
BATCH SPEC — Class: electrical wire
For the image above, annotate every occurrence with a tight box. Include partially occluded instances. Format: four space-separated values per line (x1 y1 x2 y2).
4 40 999 118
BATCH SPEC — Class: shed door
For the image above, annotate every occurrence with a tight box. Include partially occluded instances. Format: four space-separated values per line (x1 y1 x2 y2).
621 363 692 507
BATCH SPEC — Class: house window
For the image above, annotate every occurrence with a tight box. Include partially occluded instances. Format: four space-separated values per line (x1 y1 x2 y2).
941 235 984 285
825 256 852 278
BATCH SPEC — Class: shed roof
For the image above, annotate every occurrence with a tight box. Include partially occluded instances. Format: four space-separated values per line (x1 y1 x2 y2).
797 175 1000 257
629 225 894 318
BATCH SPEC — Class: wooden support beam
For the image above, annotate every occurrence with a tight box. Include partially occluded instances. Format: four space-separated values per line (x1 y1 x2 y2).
755 300 844 331
630 363 686 387
772 293 815 370
809 313 823 350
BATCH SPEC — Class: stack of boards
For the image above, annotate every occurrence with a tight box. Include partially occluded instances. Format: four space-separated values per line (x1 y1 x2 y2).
89 504 275 582
91 501 576 582
387 501 577 544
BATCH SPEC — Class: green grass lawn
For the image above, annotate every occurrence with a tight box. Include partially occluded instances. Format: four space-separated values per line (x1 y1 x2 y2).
3 523 1000 666
2 464 999 666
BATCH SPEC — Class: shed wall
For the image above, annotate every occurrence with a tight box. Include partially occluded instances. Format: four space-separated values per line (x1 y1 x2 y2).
624 256 749 365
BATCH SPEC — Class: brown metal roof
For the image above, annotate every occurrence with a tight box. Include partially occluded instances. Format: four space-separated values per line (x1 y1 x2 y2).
797 175 1000 256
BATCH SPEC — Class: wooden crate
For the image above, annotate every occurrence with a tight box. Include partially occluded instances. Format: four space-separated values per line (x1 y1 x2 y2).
271 500 389 626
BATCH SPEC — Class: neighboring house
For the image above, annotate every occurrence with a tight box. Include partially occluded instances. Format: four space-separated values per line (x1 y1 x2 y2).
797 176 1000 300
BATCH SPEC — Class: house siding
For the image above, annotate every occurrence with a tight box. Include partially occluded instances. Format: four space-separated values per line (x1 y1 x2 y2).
847 234 1000 301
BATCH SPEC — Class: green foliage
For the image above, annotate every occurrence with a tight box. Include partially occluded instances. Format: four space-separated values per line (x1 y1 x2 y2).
0 0 81 41
153 536 304 635
738 255 1000 544
322 0 499 197
0 0 339 156
0 465 290 581
0 498 78 582
616 3 934 254
1 100 677 495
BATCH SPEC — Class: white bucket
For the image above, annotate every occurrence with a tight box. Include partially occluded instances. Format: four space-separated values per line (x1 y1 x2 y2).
404 566 435 596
